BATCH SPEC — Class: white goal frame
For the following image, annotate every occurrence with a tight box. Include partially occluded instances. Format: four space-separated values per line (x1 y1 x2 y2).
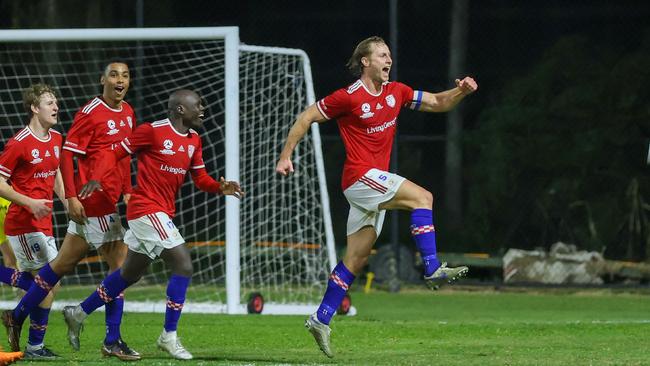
0 27 337 315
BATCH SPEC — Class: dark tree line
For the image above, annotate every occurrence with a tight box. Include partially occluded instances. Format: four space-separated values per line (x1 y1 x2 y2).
463 33 650 260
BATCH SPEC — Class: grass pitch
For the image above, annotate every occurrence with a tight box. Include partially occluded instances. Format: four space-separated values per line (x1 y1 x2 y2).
9 287 650 365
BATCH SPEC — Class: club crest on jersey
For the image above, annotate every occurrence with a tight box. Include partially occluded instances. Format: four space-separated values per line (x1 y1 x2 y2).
385 94 396 108
160 139 175 155
107 120 119 135
188 145 195 158
127 116 133 128
360 103 374 119
53 146 60 158
30 149 42 164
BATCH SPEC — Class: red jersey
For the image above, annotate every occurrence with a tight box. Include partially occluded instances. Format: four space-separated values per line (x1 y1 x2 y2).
62 97 134 216
116 119 205 220
316 80 422 190
0 127 62 236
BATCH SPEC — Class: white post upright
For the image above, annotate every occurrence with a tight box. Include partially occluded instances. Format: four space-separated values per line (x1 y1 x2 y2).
224 28 242 314
301 54 338 272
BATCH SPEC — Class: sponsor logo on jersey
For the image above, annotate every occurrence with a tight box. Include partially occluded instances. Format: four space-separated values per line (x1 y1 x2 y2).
386 94 396 108
376 103 383 110
188 145 195 158
366 118 397 135
360 103 374 119
45 150 51 157
33 170 57 179
119 120 126 127
178 145 185 152
107 120 119 135
159 164 187 175
160 139 175 155
30 149 43 164
53 146 60 158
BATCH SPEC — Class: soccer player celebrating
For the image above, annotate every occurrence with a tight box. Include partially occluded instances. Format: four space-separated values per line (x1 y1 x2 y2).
0 83 66 358
1 62 140 360
62 89 243 360
275 36 478 357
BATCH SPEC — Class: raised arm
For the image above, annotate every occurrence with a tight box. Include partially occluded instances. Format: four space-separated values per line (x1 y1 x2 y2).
418 76 478 113
275 104 327 176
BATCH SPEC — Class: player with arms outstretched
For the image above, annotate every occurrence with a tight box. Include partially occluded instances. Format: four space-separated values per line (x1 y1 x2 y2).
0 83 66 358
276 36 478 358
1 62 140 360
62 89 244 360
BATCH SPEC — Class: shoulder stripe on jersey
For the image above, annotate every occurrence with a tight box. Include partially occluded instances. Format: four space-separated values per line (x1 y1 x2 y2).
316 100 331 120
191 165 205 170
81 98 101 114
62 145 86 155
0 170 11 178
409 90 423 111
346 80 363 94
120 140 133 154
14 127 30 141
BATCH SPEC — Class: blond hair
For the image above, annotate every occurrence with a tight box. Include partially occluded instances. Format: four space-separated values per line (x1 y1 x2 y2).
346 36 386 77
22 83 58 118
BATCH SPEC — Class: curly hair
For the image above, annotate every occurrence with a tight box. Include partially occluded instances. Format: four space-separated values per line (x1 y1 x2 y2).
22 83 58 118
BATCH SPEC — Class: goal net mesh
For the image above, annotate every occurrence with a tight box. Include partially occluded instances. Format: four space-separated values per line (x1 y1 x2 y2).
0 38 330 312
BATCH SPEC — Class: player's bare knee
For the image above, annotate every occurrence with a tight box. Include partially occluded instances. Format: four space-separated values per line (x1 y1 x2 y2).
414 189 433 209
172 261 193 278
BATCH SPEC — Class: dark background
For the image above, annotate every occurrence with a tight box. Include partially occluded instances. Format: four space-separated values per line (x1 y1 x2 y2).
1 0 649 264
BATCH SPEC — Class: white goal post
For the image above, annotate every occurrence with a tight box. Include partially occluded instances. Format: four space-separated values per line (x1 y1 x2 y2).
0 27 338 315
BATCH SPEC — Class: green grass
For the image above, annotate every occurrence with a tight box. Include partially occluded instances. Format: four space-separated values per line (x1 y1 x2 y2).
10 288 650 365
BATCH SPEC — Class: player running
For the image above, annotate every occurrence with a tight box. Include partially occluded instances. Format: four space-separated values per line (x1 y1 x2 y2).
1 62 140 360
0 83 66 359
275 36 478 358
62 89 243 360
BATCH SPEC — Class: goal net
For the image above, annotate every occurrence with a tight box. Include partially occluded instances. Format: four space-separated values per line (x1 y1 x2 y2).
0 28 336 314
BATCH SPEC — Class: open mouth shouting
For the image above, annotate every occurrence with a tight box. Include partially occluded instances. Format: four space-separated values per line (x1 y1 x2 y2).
114 85 126 96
